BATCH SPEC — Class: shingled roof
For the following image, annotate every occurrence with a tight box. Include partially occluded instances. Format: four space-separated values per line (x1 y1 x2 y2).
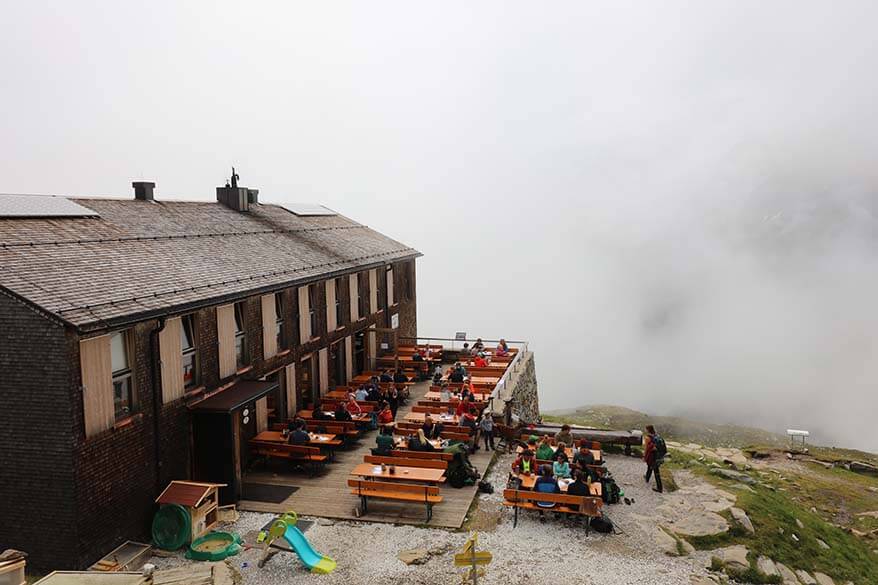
0 196 419 331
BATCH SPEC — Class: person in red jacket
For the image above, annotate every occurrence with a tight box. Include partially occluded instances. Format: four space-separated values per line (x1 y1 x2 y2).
377 401 394 425
643 424 663 493
512 450 537 475
345 394 362 416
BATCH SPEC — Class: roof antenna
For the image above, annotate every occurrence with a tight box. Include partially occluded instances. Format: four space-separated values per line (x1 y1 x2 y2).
230 167 239 189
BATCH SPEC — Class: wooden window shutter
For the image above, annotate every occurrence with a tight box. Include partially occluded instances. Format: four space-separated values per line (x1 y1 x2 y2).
261 294 277 359
298 287 310 343
159 317 184 404
284 363 296 418
344 336 353 382
255 397 269 432
386 267 395 306
367 327 377 366
217 304 237 378
349 274 359 322
325 280 337 331
80 335 114 437
318 348 329 396
369 269 378 314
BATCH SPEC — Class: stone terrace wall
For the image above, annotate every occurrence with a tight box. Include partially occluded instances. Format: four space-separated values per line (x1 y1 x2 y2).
495 351 540 424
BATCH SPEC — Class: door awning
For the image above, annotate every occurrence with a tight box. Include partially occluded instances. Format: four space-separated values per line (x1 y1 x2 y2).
191 380 278 413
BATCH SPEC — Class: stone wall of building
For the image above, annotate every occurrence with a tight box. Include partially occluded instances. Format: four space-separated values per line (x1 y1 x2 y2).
494 351 540 424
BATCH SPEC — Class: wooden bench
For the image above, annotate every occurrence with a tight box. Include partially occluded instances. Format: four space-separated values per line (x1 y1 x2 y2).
364 454 448 470
502 488 603 531
390 450 453 461
348 479 442 522
248 441 328 476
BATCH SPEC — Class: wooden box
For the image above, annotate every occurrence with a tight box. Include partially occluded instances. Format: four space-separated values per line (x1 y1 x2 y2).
0 559 26 585
88 541 152 572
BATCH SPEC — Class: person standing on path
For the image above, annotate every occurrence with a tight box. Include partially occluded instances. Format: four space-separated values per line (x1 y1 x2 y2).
479 413 495 450
643 424 665 493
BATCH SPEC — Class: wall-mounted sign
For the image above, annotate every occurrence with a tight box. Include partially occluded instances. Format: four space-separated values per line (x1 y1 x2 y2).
391 313 399 329
380 343 389 350
455 332 467 341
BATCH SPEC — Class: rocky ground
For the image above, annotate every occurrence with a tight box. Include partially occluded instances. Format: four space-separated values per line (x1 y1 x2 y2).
149 445 875 584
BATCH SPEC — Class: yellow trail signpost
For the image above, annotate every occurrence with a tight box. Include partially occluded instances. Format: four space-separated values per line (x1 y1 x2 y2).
454 533 492 584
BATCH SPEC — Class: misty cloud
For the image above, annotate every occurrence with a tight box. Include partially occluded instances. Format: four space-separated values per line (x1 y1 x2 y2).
2 2 877 449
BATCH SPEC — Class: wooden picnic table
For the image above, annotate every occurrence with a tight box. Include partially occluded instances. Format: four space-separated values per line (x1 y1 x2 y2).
350 462 446 484
516 445 602 461
404 412 460 425
423 391 491 402
514 473 602 496
297 409 371 424
254 430 341 447
393 436 444 450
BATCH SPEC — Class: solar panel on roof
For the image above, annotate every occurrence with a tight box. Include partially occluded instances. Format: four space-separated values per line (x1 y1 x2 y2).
0 194 99 218
283 203 337 216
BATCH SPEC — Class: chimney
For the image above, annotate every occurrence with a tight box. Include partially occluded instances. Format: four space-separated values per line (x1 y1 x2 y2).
216 167 257 212
132 181 155 201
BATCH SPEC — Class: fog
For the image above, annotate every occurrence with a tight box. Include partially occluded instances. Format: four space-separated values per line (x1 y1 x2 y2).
3 2 878 450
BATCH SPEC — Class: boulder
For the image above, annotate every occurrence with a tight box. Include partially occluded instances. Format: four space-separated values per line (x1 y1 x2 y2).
689 576 718 585
813 573 835 585
816 538 830 550
716 545 749 570
704 500 733 513
776 562 799 584
857 511 878 519
796 569 817 584
756 556 779 577
654 527 680 556
709 468 757 485
397 549 430 565
850 461 878 476
795 518 805 529
680 539 695 555
673 511 730 538
730 507 755 534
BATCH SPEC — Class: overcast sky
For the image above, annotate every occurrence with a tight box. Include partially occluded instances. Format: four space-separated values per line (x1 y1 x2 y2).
4 2 878 450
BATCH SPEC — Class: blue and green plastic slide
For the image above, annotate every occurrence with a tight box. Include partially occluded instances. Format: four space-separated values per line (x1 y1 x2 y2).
261 511 336 574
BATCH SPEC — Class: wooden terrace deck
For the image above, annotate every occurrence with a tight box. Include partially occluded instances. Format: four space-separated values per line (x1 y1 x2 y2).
238 380 494 528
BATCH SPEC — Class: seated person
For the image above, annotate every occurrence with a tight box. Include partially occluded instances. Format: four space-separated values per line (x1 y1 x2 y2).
412 351 423 362
409 429 436 452
461 408 478 431
554 424 574 447
377 401 394 425
449 363 466 383
534 465 560 511
366 385 382 402
334 403 352 421
496 338 510 357
572 443 596 469
379 370 394 383
355 385 369 401
312 408 331 421
512 449 537 475
566 469 592 496
553 452 571 479
535 437 556 462
345 395 362 415
439 383 451 403
288 425 310 445
472 338 485 352
460 342 471 357
422 415 445 440
473 353 488 368
555 442 570 462
455 397 470 417
432 365 443 384
373 426 395 455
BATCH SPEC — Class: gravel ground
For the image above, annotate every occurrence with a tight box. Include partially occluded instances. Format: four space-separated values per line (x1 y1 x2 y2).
150 453 716 585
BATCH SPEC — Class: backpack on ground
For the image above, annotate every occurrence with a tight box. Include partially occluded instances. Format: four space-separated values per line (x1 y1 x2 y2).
653 435 668 459
600 477 622 504
590 514 614 533
478 481 494 494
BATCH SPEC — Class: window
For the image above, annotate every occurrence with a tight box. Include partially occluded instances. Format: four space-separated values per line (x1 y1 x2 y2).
334 278 344 326
275 293 285 349
386 265 395 306
234 302 248 369
181 315 198 389
110 330 134 420
308 284 319 337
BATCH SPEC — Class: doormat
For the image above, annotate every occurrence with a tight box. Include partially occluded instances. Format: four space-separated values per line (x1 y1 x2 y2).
241 483 299 503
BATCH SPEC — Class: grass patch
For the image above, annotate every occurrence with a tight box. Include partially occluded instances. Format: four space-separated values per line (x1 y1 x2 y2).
725 565 782 584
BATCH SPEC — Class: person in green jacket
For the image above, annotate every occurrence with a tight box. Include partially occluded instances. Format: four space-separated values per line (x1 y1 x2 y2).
374 426 395 455
535 436 556 462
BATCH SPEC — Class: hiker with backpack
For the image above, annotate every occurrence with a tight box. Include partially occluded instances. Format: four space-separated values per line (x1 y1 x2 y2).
643 424 666 493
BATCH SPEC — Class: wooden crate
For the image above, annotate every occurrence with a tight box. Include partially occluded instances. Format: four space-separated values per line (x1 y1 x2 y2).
0 559 25 585
88 541 152 572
